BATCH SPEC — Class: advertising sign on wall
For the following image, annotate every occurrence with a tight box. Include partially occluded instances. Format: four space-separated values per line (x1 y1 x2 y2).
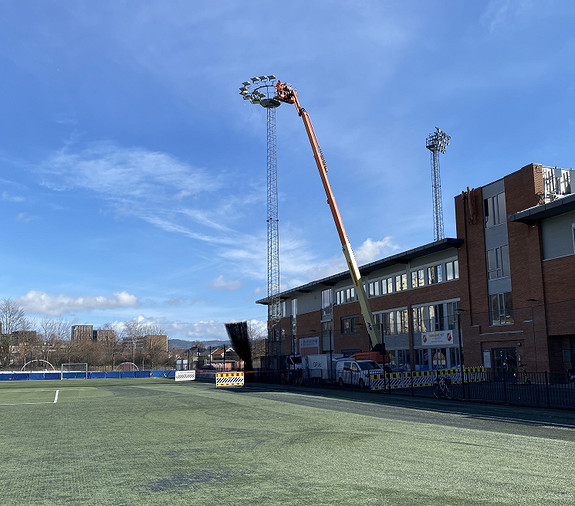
421 330 454 347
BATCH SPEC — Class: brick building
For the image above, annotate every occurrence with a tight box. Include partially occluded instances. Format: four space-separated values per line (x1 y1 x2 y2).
71 325 94 341
258 163 574 381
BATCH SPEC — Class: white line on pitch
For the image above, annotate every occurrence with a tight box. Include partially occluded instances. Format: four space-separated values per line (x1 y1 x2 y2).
0 401 55 406
54 390 59 403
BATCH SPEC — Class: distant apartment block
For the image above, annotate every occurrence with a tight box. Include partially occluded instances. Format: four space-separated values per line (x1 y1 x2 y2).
93 329 117 345
71 325 94 341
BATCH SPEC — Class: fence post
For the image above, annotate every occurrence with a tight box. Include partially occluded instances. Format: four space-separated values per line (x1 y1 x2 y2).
545 371 551 408
502 371 508 404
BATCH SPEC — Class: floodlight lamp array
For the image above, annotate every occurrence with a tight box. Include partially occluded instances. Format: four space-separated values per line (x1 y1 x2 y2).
239 75 280 107
426 127 451 154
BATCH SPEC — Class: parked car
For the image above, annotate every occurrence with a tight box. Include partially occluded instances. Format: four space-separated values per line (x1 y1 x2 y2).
335 359 383 388
197 364 218 380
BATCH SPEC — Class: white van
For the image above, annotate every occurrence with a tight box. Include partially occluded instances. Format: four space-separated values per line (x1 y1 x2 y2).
335 359 382 388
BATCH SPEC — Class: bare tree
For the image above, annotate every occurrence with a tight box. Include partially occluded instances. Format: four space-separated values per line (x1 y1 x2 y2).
0 299 30 368
0 298 30 335
248 320 267 364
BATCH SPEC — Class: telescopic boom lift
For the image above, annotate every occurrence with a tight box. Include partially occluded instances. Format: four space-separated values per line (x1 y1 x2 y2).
275 81 381 351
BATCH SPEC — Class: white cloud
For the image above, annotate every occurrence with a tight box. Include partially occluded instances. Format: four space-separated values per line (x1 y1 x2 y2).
111 316 266 342
355 237 400 264
16 290 139 316
206 275 241 291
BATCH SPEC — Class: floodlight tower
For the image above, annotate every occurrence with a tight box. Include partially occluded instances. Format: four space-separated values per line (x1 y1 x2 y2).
239 76 282 362
426 127 451 242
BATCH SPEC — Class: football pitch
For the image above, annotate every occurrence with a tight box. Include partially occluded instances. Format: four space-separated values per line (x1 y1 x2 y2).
0 379 574 505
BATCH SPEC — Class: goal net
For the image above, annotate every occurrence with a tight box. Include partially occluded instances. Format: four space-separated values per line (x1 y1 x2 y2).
61 363 88 379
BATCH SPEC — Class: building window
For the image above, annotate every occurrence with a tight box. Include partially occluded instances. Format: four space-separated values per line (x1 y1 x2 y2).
386 277 394 294
398 309 408 334
368 280 380 297
291 299 297 316
430 304 446 331
395 273 407 292
427 265 443 285
380 309 408 335
417 268 425 287
484 192 506 228
335 287 357 305
415 349 429 371
489 292 514 325
446 260 459 281
412 306 426 333
487 245 510 279
321 289 332 318
341 316 360 334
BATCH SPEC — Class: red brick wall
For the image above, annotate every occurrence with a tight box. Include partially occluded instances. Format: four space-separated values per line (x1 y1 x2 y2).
543 256 575 336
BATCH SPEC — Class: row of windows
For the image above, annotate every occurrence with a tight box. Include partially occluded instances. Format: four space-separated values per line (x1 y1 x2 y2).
338 292 513 337
412 301 460 333
343 303 459 337
336 260 459 306
379 309 409 336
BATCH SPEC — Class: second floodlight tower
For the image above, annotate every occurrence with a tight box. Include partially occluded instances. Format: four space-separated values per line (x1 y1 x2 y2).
426 127 451 242
239 76 282 359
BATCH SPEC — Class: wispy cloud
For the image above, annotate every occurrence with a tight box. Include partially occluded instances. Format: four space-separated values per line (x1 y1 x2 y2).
16 290 139 316
40 142 221 201
480 0 534 32
206 275 241 291
16 212 35 223
2 191 25 202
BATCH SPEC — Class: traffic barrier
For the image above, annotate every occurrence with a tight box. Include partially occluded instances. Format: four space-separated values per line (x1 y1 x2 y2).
216 372 244 387
370 367 486 391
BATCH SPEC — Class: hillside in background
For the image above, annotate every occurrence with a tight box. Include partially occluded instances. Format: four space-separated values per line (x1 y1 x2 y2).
168 339 227 350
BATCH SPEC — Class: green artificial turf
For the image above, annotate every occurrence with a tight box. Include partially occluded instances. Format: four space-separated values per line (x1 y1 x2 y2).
0 379 573 505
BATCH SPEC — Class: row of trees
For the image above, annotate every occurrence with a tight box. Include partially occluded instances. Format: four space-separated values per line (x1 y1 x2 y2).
0 298 171 371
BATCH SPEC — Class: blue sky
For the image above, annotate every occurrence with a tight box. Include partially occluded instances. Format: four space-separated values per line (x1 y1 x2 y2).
0 1 574 341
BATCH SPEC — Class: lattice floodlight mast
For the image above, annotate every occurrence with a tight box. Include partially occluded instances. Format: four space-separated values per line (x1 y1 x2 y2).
426 127 451 242
240 76 282 359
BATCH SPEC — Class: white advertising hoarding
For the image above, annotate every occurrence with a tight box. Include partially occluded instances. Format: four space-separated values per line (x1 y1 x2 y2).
421 330 454 347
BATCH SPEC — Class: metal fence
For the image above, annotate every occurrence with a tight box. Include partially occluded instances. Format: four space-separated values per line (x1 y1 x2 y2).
371 369 575 410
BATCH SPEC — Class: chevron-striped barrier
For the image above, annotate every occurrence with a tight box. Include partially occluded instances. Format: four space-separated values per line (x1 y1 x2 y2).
370 367 486 391
216 372 244 387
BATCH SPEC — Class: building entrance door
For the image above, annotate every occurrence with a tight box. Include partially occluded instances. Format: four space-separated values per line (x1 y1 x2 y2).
492 347 517 380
